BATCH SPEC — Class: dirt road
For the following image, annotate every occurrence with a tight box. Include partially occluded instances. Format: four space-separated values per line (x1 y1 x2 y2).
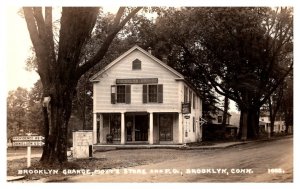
67 137 293 182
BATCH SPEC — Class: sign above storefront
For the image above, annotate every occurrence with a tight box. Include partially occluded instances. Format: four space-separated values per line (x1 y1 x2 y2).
116 78 158 84
182 103 191 114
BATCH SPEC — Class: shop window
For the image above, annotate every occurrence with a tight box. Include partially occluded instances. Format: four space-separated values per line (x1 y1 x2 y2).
159 114 173 141
109 114 121 141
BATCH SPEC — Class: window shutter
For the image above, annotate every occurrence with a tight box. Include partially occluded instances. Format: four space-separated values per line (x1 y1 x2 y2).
125 85 131 104
111 85 116 104
193 93 196 109
143 85 148 103
158 84 163 103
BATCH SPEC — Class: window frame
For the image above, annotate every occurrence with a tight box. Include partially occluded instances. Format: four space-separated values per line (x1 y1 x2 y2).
132 59 142 70
111 85 131 104
217 116 222 123
116 85 126 103
143 84 163 103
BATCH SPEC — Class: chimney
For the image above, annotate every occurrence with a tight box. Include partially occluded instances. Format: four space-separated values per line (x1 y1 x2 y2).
162 55 168 63
147 47 152 54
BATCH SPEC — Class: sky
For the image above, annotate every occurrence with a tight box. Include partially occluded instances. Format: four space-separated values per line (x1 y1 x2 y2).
6 7 40 92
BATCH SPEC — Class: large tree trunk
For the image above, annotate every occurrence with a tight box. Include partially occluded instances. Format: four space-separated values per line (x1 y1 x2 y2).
40 106 50 161
240 108 248 140
247 107 259 139
40 83 75 164
239 106 260 140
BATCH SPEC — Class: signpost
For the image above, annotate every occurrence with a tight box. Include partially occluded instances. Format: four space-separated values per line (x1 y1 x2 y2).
12 133 44 168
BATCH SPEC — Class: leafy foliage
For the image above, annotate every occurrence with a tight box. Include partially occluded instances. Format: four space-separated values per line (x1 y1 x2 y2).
7 85 44 140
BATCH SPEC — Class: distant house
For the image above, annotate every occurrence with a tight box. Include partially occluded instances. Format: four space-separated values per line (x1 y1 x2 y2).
90 45 203 145
203 106 238 140
208 107 231 125
259 112 286 133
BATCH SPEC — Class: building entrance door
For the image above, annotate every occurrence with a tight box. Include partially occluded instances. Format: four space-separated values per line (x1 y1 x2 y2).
135 115 148 141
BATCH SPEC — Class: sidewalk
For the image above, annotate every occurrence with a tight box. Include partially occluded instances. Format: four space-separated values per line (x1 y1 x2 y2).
186 141 249 149
93 135 293 151
186 135 293 150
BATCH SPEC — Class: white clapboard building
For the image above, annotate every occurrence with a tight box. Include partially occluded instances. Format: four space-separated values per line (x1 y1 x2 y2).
90 45 203 145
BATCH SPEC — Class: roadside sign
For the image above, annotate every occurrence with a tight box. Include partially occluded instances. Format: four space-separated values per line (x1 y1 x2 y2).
12 136 44 141
13 141 45 147
11 134 45 168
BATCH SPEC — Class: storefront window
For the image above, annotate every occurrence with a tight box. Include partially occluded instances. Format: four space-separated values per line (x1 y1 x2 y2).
159 114 173 141
110 114 121 141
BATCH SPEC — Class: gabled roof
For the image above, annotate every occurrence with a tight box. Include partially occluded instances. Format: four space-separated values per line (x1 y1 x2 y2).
90 45 184 81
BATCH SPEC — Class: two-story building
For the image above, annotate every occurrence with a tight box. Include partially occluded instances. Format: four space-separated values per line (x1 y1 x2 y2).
259 112 286 133
90 45 203 145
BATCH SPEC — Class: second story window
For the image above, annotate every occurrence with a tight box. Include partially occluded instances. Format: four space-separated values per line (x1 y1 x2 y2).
193 93 196 109
143 84 163 103
148 85 158 102
132 59 141 70
184 86 188 103
111 85 131 104
117 85 125 103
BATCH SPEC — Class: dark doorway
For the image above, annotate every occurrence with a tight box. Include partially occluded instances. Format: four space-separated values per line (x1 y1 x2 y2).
135 115 148 141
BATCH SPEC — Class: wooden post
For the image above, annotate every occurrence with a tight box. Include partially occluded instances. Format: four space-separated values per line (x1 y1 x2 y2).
149 112 153 144
121 112 125 144
93 113 97 144
27 146 31 168
178 113 183 144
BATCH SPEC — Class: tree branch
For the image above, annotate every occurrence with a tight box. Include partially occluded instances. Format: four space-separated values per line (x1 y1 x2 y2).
45 7 55 54
75 7 142 78
23 8 42 55
113 7 126 26
23 7 49 83
32 7 46 38
56 7 99 77
259 62 293 107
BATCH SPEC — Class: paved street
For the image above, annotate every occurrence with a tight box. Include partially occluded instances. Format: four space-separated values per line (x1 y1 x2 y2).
67 137 293 182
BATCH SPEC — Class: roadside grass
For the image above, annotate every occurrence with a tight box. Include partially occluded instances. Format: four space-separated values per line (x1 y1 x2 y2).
7 149 176 182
